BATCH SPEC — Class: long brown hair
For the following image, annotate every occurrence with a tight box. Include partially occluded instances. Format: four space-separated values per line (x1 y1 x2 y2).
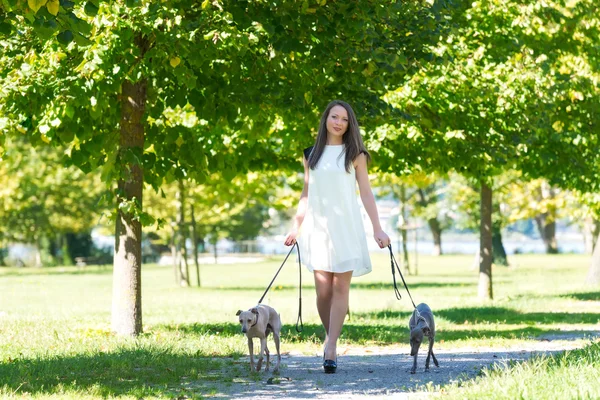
308 100 371 172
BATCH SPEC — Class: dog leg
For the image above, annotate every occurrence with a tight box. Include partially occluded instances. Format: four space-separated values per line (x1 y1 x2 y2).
425 337 434 371
264 343 270 372
411 352 418 374
431 347 439 367
256 338 265 372
248 338 255 372
273 331 281 374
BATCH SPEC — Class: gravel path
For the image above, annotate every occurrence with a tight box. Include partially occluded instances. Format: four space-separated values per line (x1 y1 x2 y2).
194 333 599 399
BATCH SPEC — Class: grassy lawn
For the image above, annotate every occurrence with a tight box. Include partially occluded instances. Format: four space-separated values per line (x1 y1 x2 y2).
436 342 600 399
1 253 599 398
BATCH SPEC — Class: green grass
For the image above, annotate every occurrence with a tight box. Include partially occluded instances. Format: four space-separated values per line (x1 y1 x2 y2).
436 342 600 399
1 253 599 398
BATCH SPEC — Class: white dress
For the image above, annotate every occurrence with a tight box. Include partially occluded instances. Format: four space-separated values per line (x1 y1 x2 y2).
299 144 372 277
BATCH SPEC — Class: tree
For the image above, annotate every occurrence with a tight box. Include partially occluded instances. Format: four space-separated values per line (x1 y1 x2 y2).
381 0 599 297
1 1 450 334
508 0 600 282
375 171 451 263
0 137 104 265
446 173 513 266
505 179 571 254
143 171 284 286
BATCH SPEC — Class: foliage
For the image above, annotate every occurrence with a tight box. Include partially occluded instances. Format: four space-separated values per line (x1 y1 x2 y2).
0 137 104 244
446 171 566 233
378 0 598 189
0 0 451 183
143 170 289 246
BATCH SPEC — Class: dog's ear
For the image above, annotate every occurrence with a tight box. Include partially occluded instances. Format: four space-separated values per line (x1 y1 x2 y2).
236 310 242 316
251 307 259 315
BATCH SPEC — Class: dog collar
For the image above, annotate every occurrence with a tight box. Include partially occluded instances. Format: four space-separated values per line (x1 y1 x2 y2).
250 313 259 329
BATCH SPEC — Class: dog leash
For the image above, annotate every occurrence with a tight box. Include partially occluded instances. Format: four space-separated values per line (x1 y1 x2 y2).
257 242 303 332
387 244 417 309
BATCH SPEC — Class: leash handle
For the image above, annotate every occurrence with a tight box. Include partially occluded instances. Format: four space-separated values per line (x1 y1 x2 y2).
388 244 417 309
257 242 303 333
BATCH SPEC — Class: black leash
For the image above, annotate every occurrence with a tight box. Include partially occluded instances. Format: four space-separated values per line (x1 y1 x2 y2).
257 242 303 332
387 244 417 309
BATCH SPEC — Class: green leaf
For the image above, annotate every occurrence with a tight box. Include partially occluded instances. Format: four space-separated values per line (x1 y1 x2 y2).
46 0 58 16
138 211 155 227
57 30 73 45
59 0 74 10
64 105 75 119
203 30 217 40
143 152 156 169
0 22 11 35
28 0 47 14
84 2 98 17
304 92 312 105
73 32 92 46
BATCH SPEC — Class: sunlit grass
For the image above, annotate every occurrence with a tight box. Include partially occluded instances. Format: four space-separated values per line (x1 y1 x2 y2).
0 253 598 398
436 342 600 399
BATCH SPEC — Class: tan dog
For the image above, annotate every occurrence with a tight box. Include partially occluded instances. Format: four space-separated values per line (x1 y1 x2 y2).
236 304 282 373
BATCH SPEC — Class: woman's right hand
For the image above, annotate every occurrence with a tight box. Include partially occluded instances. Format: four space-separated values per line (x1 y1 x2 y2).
284 228 299 246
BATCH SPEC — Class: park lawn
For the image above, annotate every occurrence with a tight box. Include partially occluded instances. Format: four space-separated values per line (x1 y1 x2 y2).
0 253 599 398
436 342 600 399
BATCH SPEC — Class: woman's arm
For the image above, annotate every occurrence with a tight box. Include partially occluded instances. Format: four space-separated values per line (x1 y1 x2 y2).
355 153 390 248
284 156 310 246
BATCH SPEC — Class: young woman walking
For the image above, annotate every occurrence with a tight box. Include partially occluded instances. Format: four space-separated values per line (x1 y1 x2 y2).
284 100 390 373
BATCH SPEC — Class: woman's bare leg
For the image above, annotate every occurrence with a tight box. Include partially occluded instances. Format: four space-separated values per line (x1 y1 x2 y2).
314 271 334 347
324 271 352 360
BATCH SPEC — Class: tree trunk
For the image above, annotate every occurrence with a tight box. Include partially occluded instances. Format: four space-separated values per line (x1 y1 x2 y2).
400 184 410 274
35 237 43 267
428 218 443 256
535 214 558 254
176 180 190 287
35 246 42 267
171 227 179 285
190 204 201 287
61 234 72 266
414 227 419 276
584 219 600 254
213 236 218 264
479 182 493 300
418 188 443 256
0 240 5 266
492 226 508 266
111 78 147 336
586 231 600 285
535 183 559 254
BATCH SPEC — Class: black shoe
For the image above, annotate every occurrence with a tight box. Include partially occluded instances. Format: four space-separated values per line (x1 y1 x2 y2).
323 359 337 374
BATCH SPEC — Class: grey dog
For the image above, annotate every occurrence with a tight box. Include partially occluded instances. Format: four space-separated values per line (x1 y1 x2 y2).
409 303 439 374
236 304 281 373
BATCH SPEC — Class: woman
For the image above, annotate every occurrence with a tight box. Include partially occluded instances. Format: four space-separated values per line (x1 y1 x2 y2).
284 100 390 373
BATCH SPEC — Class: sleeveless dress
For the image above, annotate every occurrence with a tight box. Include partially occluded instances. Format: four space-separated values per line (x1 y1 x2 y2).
299 144 372 277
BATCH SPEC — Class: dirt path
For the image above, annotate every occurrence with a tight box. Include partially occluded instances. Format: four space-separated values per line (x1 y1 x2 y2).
193 334 599 399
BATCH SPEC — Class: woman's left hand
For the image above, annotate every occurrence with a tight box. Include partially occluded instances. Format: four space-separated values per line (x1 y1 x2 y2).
374 230 391 249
